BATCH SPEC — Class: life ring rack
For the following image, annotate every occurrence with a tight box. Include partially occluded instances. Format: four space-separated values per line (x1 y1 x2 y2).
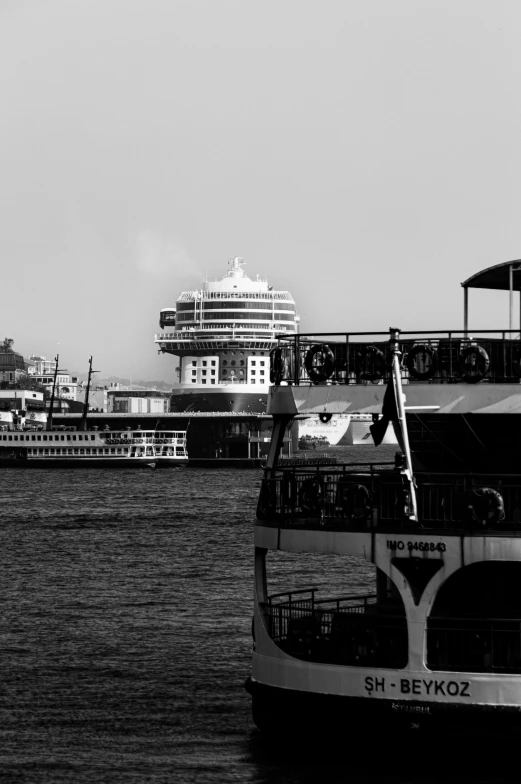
355 345 386 382
458 344 490 383
405 344 439 381
269 347 285 384
304 344 335 383
469 487 505 527
336 482 372 521
298 476 324 516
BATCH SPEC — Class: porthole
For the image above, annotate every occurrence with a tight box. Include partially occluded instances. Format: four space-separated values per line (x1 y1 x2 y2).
231 360 236 366
222 369 227 375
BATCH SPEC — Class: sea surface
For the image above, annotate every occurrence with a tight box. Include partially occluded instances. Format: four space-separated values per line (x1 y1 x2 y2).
0 447 517 783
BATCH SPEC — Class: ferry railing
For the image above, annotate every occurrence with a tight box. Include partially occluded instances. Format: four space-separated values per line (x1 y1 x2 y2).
270 330 521 385
262 590 407 667
257 468 521 531
427 617 521 674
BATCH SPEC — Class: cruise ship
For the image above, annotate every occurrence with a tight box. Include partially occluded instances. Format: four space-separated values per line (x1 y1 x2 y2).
154 258 299 413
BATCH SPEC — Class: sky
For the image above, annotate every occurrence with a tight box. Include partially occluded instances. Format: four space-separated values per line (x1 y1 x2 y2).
1 0 521 380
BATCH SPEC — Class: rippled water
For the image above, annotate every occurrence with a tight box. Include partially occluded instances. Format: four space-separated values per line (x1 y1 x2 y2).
0 451 517 782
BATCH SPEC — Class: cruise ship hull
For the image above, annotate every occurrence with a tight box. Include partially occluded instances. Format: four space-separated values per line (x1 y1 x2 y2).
170 388 268 413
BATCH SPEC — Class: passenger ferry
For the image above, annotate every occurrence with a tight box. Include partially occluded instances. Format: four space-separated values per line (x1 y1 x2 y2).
246 259 521 735
0 426 188 468
154 257 299 413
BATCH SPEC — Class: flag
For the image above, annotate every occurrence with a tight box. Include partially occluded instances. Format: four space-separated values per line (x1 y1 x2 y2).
369 374 399 446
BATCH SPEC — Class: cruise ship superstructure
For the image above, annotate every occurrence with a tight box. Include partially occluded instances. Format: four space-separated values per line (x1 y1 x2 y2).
155 258 298 413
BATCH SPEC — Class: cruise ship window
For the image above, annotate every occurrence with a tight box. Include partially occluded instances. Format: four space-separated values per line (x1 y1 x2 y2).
192 379 196 383
211 380 215 384
203 361 207 366
202 370 207 375
192 370 196 375
211 370 215 375
251 370 256 375
251 360 256 366
211 361 216 366
192 361 196 366
202 379 207 384
260 370 265 375
260 379 265 383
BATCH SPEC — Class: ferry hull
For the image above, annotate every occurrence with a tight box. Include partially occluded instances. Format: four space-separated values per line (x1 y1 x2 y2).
247 678 521 736
0 457 185 468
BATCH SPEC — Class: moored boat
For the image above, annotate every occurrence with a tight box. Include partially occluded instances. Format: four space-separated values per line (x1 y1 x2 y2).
0 425 188 468
247 259 521 736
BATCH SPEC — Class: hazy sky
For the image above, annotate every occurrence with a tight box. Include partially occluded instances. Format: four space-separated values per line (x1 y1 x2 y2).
2 0 520 380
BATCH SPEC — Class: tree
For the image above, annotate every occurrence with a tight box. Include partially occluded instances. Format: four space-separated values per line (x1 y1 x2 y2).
2 338 14 352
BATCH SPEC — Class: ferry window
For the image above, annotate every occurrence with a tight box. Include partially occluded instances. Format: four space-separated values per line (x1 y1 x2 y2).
260 370 265 375
80 448 85 454
251 370 256 375
104 449 109 455
111 448 115 454
61 435 65 441
192 370 196 375
78 435 83 441
8 435 12 441
202 379 207 384
116 448 121 454
211 380 216 384
251 360 256 366
50 449 55 455
67 449 72 455
202 370 207 376
192 379 196 383
203 361 207 366
37 436 41 441
43 435 47 441
211 361 216 366
211 370 215 375
72 436 76 441
44 449 49 454
91 435 95 441
74 449 78 455
260 379 265 383
192 361 196 366
67 435 71 440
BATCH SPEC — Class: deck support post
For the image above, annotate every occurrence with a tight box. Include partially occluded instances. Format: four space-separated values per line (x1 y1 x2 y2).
463 286 468 336
390 328 418 522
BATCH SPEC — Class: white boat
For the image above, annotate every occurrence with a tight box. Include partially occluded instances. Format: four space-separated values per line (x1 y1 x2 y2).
297 415 351 446
0 426 188 467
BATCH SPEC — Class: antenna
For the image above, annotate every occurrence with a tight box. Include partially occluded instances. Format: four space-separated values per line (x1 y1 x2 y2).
80 356 100 431
46 354 66 431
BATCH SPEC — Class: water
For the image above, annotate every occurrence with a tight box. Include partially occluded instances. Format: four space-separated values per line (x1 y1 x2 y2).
0 451 516 782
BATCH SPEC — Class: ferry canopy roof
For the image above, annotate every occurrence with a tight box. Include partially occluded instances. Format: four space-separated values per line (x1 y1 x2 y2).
461 260 521 291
